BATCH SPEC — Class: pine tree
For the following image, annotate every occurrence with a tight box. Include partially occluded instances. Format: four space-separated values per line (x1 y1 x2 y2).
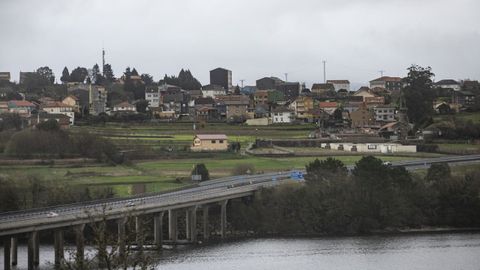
60 67 70 83
131 68 139 76
103 64 115 82
91 64 102 84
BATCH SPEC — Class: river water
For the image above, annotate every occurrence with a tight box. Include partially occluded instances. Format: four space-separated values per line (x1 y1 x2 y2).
2 232 480 269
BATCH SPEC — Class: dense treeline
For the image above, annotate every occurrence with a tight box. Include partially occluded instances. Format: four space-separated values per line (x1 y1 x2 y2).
430 118 480 140
3 120 122 163
0 176 114 213
160 69 202 90
229 157 480 235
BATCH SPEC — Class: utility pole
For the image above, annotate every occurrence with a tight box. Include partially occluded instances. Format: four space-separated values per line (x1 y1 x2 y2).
102 47 106 76
378 70 385 77
284 73 288 82
322 60 327 83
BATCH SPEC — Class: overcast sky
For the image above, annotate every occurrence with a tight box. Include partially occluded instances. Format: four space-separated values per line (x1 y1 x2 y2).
1 0 479 88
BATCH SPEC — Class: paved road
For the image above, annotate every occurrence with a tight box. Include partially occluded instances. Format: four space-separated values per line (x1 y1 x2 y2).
0 154 479 236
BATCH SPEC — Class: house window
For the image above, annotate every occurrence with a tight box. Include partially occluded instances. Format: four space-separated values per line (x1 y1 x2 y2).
219 140 224 143
211 140 216 144
368 144 377 149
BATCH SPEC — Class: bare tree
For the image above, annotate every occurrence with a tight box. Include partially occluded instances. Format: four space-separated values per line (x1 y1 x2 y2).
57 205 158 270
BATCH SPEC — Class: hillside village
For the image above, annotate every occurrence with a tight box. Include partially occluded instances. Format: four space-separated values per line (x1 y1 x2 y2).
0 65 479 145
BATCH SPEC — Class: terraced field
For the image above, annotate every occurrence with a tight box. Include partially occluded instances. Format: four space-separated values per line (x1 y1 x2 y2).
71 122 315 152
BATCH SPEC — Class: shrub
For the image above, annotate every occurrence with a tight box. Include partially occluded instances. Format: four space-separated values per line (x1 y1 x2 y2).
191 163 209 181
5 129 73 158
4 128 122 163
417 144 439 153
36 119 60 131
232 163 255 175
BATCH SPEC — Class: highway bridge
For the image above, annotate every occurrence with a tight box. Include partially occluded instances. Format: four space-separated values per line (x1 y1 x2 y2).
1 154 480 269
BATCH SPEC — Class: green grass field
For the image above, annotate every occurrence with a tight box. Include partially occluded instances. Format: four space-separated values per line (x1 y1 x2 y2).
412 163 480 178
0 155 419 198
434 112 480 124
437 143 480 152
2 122 444 198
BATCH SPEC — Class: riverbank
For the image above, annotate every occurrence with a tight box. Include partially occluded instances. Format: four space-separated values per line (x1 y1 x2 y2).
221 226 480 242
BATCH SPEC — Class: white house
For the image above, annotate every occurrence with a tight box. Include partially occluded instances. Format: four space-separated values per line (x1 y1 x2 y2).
435 79 461 91
202 84 227 98
373 105 396 123
113 101 137 113
271 107 294 123
145 88 160 108
323 142 416 153
326 80 350 91
42 102 75 125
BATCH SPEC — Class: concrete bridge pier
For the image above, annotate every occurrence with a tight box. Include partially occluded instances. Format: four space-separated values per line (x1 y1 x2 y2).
203 206 209 241
168 209 178 243
3 237 11 270
34 231 40 267
220 200 228 238
189 206 198 242
54 229 64 267
117 217 127 256
135 216 143 245
75 224 85 262
27 231 39 270
11 237 17 266
154 211 165 249
186 209 191 240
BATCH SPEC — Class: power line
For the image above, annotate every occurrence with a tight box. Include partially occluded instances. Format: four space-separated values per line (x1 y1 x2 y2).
378 70 386 77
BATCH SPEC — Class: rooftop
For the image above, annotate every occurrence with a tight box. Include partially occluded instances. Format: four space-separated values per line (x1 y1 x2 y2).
8 100 35 107
435 79 459 85
327 80 350 84
311 83 334 90
319 102 338 108
196 134 228 140
370 76 402 83
43 101 73 108
272 106 293 113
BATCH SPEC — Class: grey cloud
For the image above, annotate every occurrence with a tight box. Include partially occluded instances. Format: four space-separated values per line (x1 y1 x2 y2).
0 0 479 87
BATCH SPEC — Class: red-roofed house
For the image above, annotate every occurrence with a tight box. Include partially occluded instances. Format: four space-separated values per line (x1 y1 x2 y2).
354 87 377 101
8 100 36 117
191 134 229 152
319 102 338 115
370 76 402 91
42 102 75 125
63 95 81 112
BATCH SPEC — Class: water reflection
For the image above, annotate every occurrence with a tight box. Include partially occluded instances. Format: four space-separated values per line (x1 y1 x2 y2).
2 233 480 270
